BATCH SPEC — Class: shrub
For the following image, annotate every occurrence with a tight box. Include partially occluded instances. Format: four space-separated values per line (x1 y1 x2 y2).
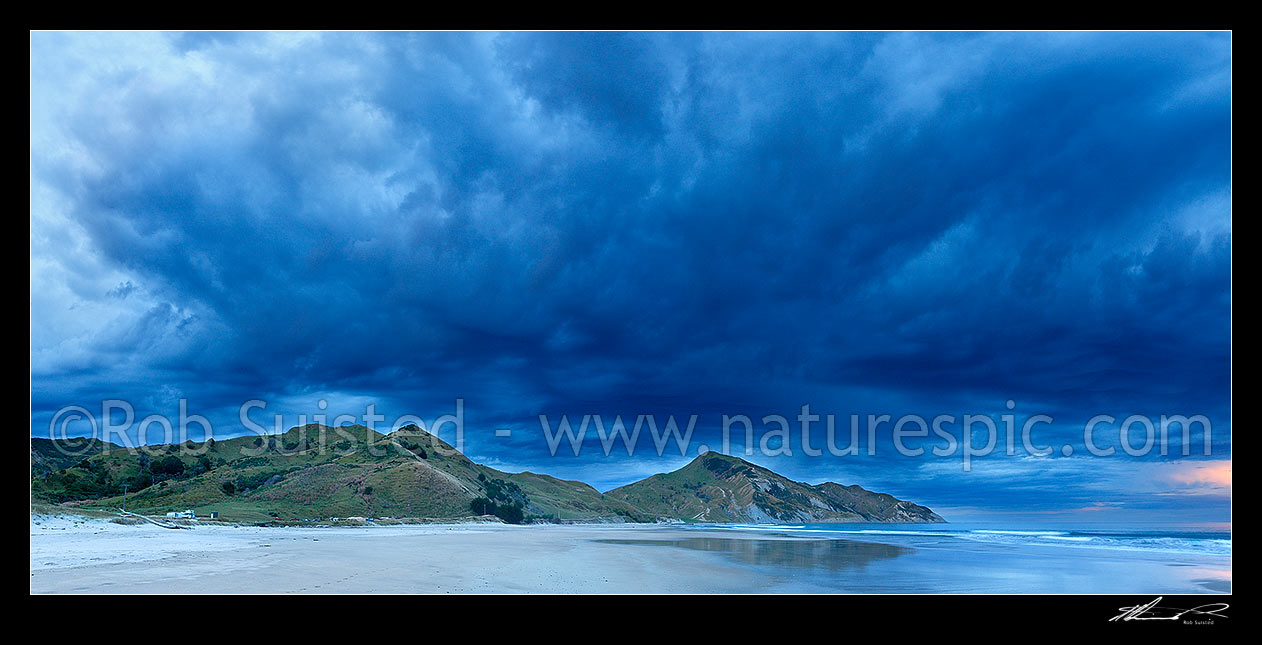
195 455 213 474
151 456 186 476
234 468 293 491
496 502 524 524
469 497 524 524
482 477 525 504
470 497 494 516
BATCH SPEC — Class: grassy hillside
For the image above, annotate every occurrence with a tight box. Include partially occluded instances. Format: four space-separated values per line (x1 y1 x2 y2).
31 434 942 524
31 437 119 477
607 452 944 523
30 425 649 524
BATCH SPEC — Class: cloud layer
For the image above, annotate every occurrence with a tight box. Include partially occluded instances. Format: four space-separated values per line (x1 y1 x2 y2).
30 32 1231 519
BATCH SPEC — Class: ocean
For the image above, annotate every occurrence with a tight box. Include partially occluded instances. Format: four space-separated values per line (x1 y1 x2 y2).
615 521 1237 593
703 522 1233 557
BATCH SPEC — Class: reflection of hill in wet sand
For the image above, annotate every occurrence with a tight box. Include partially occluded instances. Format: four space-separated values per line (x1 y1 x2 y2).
597 536 911 571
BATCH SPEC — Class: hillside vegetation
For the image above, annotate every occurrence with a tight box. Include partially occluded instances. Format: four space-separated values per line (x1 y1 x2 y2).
31 430 943 525
606 452 945 523
31 425 645 524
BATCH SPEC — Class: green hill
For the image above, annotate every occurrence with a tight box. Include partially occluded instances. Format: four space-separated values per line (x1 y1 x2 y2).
606 452 945 523
30 425 646 524
31 437 119 476
30 431 942 524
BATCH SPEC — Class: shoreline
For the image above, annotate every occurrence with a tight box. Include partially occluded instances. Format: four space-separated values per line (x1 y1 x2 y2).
31 511 1230 594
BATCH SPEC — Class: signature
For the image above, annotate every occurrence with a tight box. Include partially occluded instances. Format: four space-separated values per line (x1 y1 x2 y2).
1110 597 1229 622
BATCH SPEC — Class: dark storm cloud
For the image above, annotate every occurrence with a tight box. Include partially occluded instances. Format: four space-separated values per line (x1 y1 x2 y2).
31 32 1230 515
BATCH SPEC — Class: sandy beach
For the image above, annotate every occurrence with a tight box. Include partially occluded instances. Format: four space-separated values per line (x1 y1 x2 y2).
30 514 771 593
30 513 1230 594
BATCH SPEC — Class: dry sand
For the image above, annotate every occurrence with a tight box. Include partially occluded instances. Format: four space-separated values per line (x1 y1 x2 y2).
31 514 781 593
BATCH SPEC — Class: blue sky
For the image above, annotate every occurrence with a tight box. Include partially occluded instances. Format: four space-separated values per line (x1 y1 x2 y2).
30 31 1231 522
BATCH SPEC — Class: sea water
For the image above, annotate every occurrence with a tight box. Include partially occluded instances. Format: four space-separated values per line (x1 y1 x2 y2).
646 521 1233 593
706 522 1232 557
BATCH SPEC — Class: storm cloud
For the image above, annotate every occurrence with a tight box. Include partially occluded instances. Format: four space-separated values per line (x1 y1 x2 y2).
30 31 1230 519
